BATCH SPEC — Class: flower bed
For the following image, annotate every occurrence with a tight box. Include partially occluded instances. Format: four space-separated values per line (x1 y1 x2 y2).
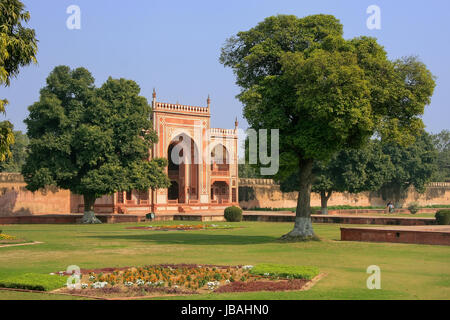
55 264 321 298
0 233 28 245
126 224 236 231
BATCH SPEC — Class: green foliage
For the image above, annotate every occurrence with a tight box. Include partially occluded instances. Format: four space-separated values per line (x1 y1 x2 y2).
0 129 28 172
0 0 38 160
422 205 450 208
407 202 420 215
0 121 14 162
380 131 438 202
22 66 170 211
431 130 450 182
220 14 435 236
0 273 67 291
224 206 243 222
250 264 319 280
238 160 261 178
0 0 38 88
435 210 450 225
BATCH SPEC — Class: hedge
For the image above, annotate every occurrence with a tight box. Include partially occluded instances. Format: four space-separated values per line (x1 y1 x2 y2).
224 206 243 222
249 264 319 280
435 210 450 225
0 273 67 291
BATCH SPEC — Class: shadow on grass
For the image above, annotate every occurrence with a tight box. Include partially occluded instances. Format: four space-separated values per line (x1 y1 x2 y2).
85 233 278 245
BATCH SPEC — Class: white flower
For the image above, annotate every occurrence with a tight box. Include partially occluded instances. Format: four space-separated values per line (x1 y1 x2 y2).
242 265 254 270
136 279 145 286
264 273 270 276
207 281 220 290
225 280 230 284
89 275 96 281
49 273 56 276
81 283 88 289
92 281 108 289
124 281 134 287
145 282 153 286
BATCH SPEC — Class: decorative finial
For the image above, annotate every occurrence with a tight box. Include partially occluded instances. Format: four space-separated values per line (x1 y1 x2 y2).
152 88 156 99
207 94 211 108
235 117 239 129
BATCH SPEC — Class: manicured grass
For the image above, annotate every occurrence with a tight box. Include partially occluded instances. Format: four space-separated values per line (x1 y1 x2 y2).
0 273 67 291
250 264 319 280
0 221 448 300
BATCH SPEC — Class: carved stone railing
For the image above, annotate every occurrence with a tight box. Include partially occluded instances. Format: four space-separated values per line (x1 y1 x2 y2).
154 102 209 114
210 128 236 136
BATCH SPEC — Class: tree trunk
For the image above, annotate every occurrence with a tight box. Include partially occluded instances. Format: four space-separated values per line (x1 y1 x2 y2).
81 194 102 224
280 159 317 241
320 191 332 215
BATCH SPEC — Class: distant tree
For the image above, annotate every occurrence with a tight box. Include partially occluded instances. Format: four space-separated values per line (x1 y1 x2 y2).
0 128 28 172
238 160 261 179
380 131 438 205
431 130 450 182
22 66 170 223
220 14 436 240
281 140 392 214
0 0 38 160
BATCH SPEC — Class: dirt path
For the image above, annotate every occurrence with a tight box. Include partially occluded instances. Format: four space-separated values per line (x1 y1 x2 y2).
0 241 43 248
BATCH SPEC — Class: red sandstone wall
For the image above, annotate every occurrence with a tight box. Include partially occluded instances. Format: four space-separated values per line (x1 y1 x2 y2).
0 174 71 216
239 179 450 209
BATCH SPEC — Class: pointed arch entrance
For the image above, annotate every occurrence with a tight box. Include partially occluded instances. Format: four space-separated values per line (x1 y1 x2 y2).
167 133 200 204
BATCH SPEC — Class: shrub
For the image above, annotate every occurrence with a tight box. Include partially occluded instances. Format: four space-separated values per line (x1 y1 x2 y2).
0 273 67 291
435 210 450 225
249 264 319 280
224 206 243 222
407 202 420 214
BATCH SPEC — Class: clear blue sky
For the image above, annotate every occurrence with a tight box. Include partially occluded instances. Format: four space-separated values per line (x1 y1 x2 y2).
1 0 449 133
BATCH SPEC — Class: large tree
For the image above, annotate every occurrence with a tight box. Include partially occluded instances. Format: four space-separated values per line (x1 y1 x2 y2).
380 131 438 205
220 14 436 240
22 66 170 223
0 0 38 160
281 140 393 214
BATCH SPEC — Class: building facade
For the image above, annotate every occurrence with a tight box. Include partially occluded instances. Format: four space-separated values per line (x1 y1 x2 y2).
83 91 240 215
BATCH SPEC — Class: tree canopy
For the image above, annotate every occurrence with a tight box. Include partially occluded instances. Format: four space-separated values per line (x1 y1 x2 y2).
431 130 450 182
0 0 37 161
220 14 436 240
380 131 438 204
22 66 170 223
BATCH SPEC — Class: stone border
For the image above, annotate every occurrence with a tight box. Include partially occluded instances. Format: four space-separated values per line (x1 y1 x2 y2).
341 226 450 246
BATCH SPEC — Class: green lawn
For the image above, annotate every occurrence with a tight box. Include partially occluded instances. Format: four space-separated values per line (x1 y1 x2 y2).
0 221 448 300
